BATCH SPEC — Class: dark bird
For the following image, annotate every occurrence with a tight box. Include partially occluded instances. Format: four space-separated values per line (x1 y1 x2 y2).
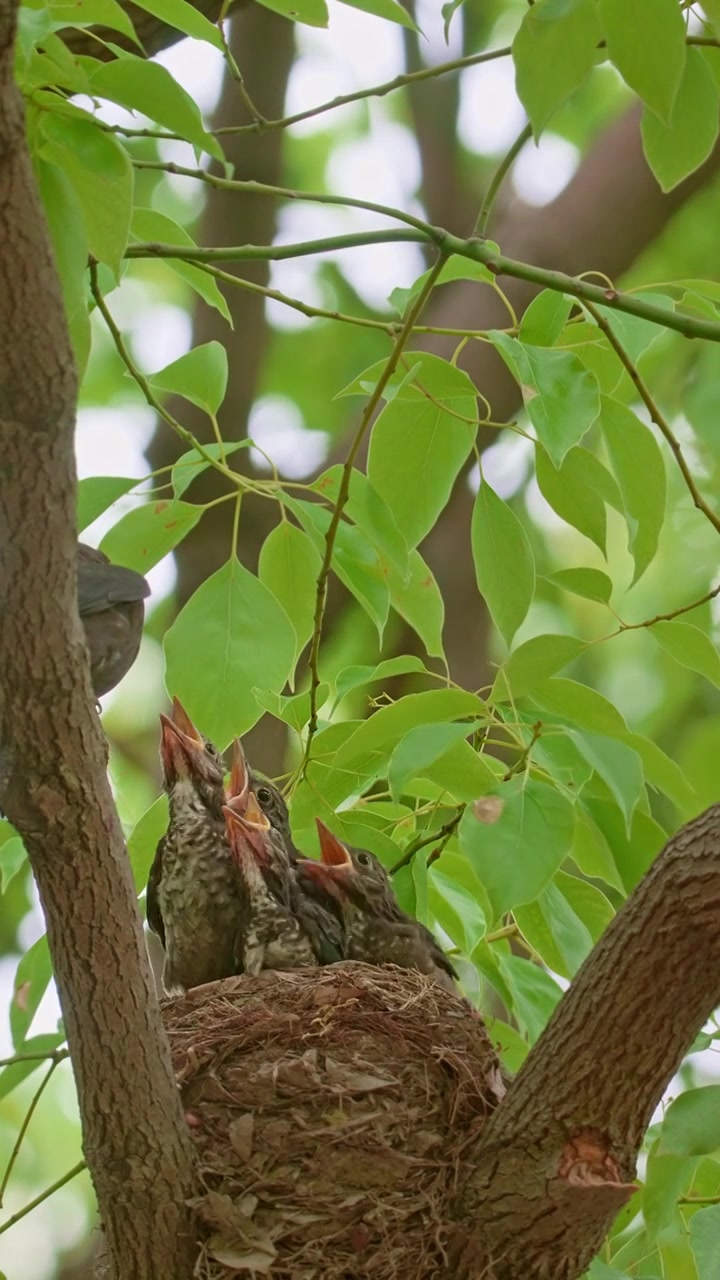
223 795 319 974
146 698 245 995
296 821 458 992
77 543 150 698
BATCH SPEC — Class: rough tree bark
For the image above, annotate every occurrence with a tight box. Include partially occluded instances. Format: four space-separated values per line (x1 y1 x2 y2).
454 804 720 1279
0 4 197 1278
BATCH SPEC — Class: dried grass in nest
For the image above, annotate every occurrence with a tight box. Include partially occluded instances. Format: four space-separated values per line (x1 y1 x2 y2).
162 962 504 1279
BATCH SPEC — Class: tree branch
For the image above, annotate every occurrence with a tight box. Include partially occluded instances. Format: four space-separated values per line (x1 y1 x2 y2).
125 233 720 344
0 5 197 1276
455 804 720 1280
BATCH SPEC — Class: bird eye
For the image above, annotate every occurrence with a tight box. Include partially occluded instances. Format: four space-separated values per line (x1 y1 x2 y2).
205 743 219 759
256 786 272 806
356 851 372 867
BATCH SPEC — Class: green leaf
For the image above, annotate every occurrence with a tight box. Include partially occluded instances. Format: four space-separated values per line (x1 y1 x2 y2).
641 48 720 191
515 880 593 979
35 157 90 376
491 332 601 467
39 113 133 277
255 0 328 25
367 354 477 549
129 795 169 892
286 497 389 640
49 0 139 42
77 476 136 533
519 289 573 346
492 634 586 701
484 1017 528 1073
598 0 686 122
11 936 52 1049
428 857 487 955
535 443 621 553
594 295 672 364
258 521 322 674
600 397 666 584
621 731 697 816
100 499 203 572
164 557 297 747
644 1143 695 1242
130 0 224 46
571 731 644 833
389 255 496 314
334 689 486 776
459 777 575 918
472 482 535 647
659 1087 720 1157
496 953 563 1042
90 57 222 159
555 870 614 942
652 620 720 689
171 441 248 500
690 1204 720 1278
547 567 612 605
421 739 501 803
0 1033 66 1104
387 549 446 660
313 465 408 575
336 0 416 28
584 799 665 892
148 342 228 416
531 676 628 736
513 0 601 136
388 721 481 801
131 209 231 323
0 837 27 892
253 686 329 732
335 656 430 704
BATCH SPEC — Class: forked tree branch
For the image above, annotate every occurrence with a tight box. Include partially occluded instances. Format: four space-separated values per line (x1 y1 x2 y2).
0 3 197 1276
453 803 720 1280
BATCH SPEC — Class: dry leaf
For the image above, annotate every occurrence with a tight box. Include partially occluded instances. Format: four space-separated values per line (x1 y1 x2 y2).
229 1113 254 1162
472 795 503 824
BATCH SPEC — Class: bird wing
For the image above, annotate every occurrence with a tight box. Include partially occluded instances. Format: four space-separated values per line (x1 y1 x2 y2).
78 559 150 616
145 837 166 947
297 896 345 965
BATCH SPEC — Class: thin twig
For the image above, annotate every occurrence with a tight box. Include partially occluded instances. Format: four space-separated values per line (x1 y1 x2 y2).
475 121 533 238
0 1058 60 1207
89 261 243 490
485 923 520 944
0 1049 68 1068
605 583 720 640
0 1161 86 1236
390 806 465 874
583 298 720 537
301 255 450 770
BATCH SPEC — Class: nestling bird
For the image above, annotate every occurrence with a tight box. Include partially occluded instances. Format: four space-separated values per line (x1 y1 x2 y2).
228 738 301 874
224 793 344 969
223 795 319 974
296 821 458 992
77 543 150 697
146 698 245 995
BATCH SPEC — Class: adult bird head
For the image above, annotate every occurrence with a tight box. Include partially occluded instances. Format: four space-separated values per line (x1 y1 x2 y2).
223 792 272 883
159 697 225 807
77 543 150 698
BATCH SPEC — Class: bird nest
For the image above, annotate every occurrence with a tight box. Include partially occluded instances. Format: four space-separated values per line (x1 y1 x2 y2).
162 963 504 1279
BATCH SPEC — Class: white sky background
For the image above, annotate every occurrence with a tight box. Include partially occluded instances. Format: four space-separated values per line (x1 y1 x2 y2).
2 5 695 1273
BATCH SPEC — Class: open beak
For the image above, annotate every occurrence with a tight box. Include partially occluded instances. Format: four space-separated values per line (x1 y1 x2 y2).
316 820 353 869
224 791 271 860
296 820 352 888
227 738 250 806
159 697 204 779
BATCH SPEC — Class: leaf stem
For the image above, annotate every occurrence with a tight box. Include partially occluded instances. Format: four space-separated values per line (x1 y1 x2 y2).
583 298 720 537
0 1161 86 1236
475 121 533 238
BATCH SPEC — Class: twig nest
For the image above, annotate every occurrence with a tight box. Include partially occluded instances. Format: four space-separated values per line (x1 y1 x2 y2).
162 963 504 1278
